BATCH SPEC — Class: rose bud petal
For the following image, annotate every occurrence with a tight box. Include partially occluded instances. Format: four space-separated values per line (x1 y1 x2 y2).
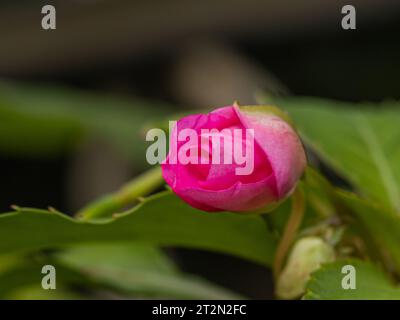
161 104 306 212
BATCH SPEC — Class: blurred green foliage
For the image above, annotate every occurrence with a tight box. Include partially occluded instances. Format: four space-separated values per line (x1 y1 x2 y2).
0 82 172 164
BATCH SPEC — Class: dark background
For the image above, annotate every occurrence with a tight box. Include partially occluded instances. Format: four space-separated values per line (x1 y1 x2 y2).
1 0 399 298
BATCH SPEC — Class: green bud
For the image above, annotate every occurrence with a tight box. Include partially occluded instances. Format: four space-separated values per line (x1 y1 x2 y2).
276 236 335 299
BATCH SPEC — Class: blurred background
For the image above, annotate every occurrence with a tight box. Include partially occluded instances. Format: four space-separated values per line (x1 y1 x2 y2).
1 0 400 299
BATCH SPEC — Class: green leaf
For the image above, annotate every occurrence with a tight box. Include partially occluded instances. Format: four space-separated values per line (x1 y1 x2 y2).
0 192 277 267
57 243 243 299
58 243 178 274
0 244 242 299
0 243 243 299
269 97 400 211
0 258 91 299
5 286 84 300
336 190 400 273
304 259 400 299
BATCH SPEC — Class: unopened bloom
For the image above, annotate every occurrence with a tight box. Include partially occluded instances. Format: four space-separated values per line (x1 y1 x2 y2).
276 237 335 299
161 104 306 212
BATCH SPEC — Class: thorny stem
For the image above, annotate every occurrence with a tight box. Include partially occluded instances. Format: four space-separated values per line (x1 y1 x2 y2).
76 166 164 220
273 186 305 280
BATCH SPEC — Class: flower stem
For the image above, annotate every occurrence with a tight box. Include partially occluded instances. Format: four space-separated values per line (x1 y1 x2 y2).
273 186 305 279
76 166 164 220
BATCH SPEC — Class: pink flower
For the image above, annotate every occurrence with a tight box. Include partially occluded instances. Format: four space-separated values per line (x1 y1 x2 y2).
161 104 306 212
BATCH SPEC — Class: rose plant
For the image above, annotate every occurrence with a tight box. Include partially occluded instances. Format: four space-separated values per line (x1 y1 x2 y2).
1 84 400 300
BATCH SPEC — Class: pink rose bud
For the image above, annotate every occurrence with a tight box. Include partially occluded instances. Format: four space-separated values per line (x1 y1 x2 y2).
161 104 306 212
